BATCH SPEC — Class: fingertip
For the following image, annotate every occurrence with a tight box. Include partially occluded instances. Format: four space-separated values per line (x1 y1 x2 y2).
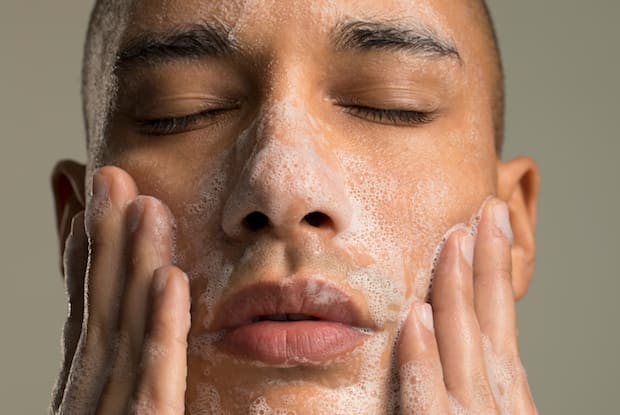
434 224 471 271
94 166 139 207
152 265 188 296
492 200 514 244
460 233 475 269
127 196 175 240
398 302 436 366
431 227 471 306
398 304 418 365
152 265 191 331
478 197 513 244
428 223 471 299
86 167 138 233
416 302 434 333
147 266 191 364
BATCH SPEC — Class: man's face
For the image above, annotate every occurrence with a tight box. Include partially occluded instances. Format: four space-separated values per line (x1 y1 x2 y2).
100 0 497 412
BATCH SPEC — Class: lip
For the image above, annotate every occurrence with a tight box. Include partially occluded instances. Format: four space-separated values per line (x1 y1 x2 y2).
210 278 373 365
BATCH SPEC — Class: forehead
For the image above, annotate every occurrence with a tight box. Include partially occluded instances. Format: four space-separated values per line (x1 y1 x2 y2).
122 0 480 56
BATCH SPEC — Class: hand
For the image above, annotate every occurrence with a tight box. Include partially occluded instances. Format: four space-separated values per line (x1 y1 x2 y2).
50 167 190 415
397 198 538 414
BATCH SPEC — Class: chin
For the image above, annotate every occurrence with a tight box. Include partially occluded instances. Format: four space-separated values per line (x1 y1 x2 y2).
185 319 404 414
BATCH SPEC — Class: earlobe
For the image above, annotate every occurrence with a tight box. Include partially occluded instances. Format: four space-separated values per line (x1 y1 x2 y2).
51 160 86 272
497 157 540 300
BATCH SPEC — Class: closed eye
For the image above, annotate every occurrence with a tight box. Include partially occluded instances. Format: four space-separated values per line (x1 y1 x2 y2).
137 103 433 135
343 105 435 126
137 107 237 136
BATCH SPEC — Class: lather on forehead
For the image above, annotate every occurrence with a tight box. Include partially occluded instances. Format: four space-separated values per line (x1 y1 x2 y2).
82 0 502 153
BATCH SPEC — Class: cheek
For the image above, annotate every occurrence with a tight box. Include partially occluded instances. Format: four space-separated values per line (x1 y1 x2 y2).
108 148 235 317
335 141 493 306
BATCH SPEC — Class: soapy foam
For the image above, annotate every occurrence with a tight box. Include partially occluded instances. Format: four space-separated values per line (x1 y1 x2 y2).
449 395 473 415
482 335 528 415
425 197 490 299
334 152 403 277
223 100 349 236
399 361 439 414
188 383 223 415
57 334 112 414
347 265 405 327
249 396 297 415
187 325 406 413
81 2 500 413
195 250 235 328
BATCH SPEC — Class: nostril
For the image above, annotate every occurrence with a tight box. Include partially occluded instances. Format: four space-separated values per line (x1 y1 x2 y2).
243 211 270 231
302 211 331 228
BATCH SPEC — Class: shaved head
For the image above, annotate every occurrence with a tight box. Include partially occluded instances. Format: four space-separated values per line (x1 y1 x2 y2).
474 0 505 152
81 0 132 160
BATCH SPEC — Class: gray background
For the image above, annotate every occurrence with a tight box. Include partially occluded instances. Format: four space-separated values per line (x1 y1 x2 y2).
1 1 618 413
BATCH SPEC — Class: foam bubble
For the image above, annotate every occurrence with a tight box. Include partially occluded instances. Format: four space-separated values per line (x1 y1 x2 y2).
399 361 438 414
304 279 349 306
482 335 528 415
188 383 223 415
347 265 405 327
249 396 297 415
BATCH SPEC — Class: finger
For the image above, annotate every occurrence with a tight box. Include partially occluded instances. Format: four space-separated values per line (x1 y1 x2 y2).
131 266 190 415
474 199 517 358
51 212 87 413
97 197 175 414
398 302 450 415
474 199 537 413
59 167 138 413
430 228 497 412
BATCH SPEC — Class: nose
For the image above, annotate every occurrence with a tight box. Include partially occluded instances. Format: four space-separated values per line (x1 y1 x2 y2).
221 103 352 241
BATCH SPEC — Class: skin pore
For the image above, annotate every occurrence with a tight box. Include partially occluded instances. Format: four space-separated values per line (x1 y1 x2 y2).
51 0 539 414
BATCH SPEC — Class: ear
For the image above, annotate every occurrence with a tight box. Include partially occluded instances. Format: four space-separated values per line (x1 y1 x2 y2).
51 160 86 273
497 157 540 301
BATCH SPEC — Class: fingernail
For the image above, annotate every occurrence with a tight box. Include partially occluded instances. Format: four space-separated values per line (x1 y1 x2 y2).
127 201 144 234
460 233 474 268
153 271 169 294
92 171 109 204
493 202 514 244
415 303 434 332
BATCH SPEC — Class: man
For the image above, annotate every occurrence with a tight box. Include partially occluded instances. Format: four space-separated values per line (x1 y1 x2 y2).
50 0 540 413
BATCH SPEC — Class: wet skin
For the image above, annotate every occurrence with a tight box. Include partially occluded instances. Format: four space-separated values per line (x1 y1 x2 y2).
51 0 539 413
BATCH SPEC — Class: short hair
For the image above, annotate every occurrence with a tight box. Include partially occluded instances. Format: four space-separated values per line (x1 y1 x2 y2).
476 1 505 153
81 0 505 155
81 0 132 161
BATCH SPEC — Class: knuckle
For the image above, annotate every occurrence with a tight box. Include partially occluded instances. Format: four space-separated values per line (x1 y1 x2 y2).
496 265 512 282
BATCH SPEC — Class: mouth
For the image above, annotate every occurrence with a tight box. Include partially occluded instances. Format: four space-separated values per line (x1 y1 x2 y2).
210 279 373 365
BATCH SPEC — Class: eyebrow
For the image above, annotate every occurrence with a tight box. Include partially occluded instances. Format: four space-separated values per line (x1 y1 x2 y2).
116 21 238 69
115 18 461 71
332 19 461 61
